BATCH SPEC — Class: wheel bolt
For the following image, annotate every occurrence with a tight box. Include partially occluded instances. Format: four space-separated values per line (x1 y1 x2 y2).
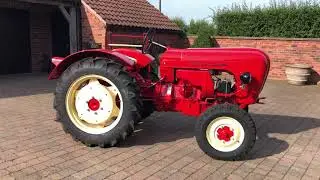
95 112 98 115
87 109 90 112
99 99 102 102
101 108 104 110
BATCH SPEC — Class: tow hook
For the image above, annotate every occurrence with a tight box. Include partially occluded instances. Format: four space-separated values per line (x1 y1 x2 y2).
256 97 266 104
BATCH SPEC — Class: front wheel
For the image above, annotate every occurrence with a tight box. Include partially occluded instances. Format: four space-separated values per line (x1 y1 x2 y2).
195 104 256 161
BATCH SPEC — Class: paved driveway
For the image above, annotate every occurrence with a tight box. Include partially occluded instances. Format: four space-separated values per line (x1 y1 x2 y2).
0 73 319 180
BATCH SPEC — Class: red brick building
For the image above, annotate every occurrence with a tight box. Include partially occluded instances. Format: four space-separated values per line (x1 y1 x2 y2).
81 0 184 50
0 0 182 75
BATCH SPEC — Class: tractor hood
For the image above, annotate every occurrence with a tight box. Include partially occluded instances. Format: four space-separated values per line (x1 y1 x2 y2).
160 47 270 97
161 47 270 73
162 47 270 67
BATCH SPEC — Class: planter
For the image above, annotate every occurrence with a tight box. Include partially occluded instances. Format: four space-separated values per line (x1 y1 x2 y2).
285 64 313 85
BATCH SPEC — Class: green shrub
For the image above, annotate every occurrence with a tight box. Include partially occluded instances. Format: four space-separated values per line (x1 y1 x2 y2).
192 28 214 48
212 0 320 38
188 19 216 36
170 16 190 39
171 16 188 33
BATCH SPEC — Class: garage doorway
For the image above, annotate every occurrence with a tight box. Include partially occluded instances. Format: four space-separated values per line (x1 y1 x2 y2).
0 8 31 75
51 8 70 58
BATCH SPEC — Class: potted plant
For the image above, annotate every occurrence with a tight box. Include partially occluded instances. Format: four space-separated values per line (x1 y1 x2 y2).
285 64 313 85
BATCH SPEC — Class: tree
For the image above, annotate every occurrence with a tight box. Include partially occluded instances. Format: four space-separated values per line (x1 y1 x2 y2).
171 16 188 33
188 19 216 36
192 27 214 48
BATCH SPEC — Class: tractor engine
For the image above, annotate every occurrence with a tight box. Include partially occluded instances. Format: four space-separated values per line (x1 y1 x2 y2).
211 70 236 94
149 69 237 116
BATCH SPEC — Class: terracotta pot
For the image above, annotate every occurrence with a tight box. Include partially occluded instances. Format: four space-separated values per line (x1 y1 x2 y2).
285 64 313 85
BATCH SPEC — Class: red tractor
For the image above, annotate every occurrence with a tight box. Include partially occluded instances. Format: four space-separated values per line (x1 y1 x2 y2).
49 29 270 160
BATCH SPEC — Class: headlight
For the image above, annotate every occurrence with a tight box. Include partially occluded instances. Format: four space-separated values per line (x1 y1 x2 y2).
240 72 252 84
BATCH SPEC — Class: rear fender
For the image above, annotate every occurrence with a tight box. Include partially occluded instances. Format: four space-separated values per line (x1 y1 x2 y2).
48 49 138 80
112 48 154 68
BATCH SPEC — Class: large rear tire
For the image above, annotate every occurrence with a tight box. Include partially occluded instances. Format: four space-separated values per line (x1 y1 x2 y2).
195 104 256 161
54 57 142 147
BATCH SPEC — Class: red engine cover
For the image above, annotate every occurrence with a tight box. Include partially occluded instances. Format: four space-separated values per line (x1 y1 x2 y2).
160 47 270 104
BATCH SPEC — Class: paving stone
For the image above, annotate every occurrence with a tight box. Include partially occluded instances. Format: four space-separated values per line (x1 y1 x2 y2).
84 170 114 180
166 171 189 180
186 166 212 180
150 170 171 179
226 174 244 180
108 171 130 180
246 172 265 180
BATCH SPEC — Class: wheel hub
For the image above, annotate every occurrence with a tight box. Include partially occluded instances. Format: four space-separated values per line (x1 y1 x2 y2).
206 117 245 152
217 126 234 142
88 98 100 111
65 74 123 135
75 80 114 125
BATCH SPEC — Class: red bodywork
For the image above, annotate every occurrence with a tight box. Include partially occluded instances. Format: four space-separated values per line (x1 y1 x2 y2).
49 47 270 117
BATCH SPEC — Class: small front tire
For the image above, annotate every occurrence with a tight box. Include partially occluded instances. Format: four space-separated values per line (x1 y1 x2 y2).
195 104 256 161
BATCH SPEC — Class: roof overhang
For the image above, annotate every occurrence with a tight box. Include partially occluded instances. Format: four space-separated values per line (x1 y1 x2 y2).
17 0 81 7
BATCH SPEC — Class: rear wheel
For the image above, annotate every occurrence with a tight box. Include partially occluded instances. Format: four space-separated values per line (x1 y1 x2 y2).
54 58 142 147
195 104 256 160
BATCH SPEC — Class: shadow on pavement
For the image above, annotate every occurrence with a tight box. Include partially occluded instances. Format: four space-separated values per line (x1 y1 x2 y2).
0 73 56 99
120 112 320 160
120 112 196 146
248 113 320 160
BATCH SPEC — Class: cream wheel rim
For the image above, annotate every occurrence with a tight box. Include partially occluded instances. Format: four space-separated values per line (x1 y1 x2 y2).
206 117 245 152
65 74 123 135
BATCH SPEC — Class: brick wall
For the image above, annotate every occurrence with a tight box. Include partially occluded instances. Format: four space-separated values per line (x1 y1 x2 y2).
29 11 52 72
81 5 106 49
188 36 320 82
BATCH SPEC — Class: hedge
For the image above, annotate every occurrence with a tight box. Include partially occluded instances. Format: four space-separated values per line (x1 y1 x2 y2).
192 28 214 48
213 0 320 38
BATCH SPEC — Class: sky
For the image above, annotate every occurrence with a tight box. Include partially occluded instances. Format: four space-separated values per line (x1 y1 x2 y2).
147 0 270 22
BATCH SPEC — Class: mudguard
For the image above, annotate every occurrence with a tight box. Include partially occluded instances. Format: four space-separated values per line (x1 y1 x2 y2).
48 49 153 80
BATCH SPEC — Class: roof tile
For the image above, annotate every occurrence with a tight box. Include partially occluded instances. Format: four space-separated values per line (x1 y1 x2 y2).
83 0 180 31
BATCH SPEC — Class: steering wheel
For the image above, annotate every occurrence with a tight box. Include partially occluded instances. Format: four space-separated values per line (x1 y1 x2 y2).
142 28 156 54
